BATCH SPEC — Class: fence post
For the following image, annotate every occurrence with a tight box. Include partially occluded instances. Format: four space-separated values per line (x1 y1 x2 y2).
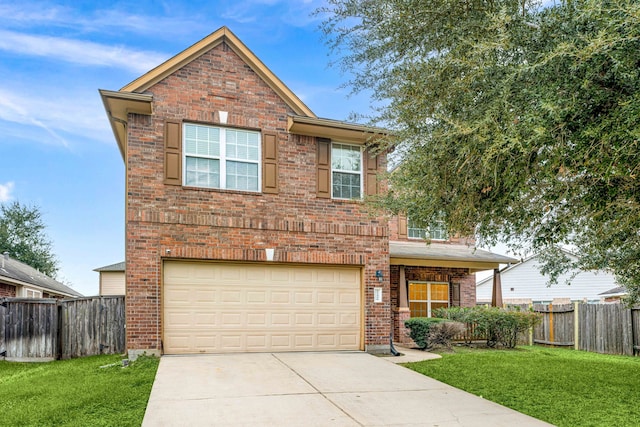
549 303 554 344
529 302 533 346
621 307 633 356
574 301 579 350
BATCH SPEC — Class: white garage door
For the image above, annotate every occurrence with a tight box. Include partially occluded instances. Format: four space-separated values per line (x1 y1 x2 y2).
163 261 362 354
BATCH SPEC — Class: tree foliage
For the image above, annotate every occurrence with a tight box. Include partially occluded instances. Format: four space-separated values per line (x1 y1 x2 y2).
318 0 640 303
0 201 59 278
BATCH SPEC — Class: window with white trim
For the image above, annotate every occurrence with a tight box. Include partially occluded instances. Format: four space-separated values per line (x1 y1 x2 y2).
183 123 260 192
407 218 448 241
25 288 42 298
331 143 362 199
409 282 449 317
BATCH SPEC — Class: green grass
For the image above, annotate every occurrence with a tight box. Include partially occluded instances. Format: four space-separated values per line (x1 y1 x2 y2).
0 354 159 427
404 346 640 427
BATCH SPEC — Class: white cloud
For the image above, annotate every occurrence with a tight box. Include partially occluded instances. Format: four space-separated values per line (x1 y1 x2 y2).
0 90 70 146
0 181 14 202
0 2 206 38
0 30 168 73
0 86 111 147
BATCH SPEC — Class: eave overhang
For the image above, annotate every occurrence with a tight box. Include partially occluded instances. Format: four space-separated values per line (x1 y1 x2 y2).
0 276 79 298
99 89 153 160
288 115 388 145
390 241 518 273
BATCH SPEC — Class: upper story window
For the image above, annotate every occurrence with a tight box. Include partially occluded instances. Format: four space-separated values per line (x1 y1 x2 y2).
407 218 448 241
184 123 260 192
332 143 362 199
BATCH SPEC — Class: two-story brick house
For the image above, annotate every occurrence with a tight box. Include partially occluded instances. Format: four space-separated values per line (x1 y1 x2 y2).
100 27 513 358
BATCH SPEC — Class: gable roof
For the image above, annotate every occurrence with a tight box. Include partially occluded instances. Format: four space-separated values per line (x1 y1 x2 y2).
93 261 125 272
101 26 317 160
0 254 83 297
101 26 389 160
121 26 314 118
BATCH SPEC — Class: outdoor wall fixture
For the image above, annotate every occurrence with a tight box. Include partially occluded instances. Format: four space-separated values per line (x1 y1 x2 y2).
265 248 275 262
219 111 228 124
375 270 383 282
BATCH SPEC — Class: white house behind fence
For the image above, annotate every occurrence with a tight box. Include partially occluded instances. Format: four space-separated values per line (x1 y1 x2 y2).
476 251 619 304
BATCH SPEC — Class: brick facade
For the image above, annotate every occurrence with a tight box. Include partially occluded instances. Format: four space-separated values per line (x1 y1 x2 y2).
388 214 481 345
124 42 390 354
390 265 476 344
0 282 16 297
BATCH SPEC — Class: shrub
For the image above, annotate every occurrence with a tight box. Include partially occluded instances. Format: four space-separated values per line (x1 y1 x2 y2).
426 321 466 349
404 317 446 349
432 306 541 348
432 307 481 343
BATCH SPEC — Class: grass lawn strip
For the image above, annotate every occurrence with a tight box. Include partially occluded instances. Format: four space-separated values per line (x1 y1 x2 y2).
404 346 640 427
0 354 159 427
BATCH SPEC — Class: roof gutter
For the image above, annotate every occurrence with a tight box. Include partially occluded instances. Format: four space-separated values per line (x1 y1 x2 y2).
99 89 153 161
287 115 389 145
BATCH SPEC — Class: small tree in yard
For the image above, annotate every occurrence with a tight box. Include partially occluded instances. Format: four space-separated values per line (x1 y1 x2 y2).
0 201 59 277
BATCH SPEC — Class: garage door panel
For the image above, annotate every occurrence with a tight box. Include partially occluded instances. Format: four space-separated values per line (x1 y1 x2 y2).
294 291 313 304
247 291 267 303
163 262 361 354
339 292 358 304
221 335 242 350
221 290 241 303
340 312 358 325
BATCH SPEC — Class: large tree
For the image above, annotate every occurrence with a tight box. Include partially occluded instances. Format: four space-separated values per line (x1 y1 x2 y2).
318 0 640 302
0 201 59 278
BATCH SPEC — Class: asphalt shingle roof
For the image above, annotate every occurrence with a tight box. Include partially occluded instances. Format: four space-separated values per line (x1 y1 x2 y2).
390 241 518 264
0 254 83 297
93 261 125 272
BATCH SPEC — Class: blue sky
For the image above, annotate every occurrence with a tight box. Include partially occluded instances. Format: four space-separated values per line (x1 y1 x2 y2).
0 0 374 296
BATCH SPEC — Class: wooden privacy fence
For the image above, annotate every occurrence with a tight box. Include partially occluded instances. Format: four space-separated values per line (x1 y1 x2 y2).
0 296 125 362
523 303 639 356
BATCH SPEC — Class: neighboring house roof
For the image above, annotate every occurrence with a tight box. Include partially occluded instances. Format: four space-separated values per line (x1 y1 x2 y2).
93 261 125 272
476 251 618 302
0 254 83 297
599 286 627 297
390 241 517 271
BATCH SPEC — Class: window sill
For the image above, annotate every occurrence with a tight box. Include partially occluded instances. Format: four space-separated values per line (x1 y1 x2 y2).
181 185 263 196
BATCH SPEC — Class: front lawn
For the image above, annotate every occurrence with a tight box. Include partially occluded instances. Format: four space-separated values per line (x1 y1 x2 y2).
0 354 159 427
404 346 640 427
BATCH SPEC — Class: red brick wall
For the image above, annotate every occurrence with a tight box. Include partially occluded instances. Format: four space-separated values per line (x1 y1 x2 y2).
0 282 16 297
125 42 390 353
390 265 476 343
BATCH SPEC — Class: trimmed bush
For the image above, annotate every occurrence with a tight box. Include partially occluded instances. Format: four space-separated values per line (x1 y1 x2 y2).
432 306 541 348
404 317 446 349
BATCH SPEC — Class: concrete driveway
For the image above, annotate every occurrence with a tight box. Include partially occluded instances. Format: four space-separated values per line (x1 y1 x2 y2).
142 352 551 427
